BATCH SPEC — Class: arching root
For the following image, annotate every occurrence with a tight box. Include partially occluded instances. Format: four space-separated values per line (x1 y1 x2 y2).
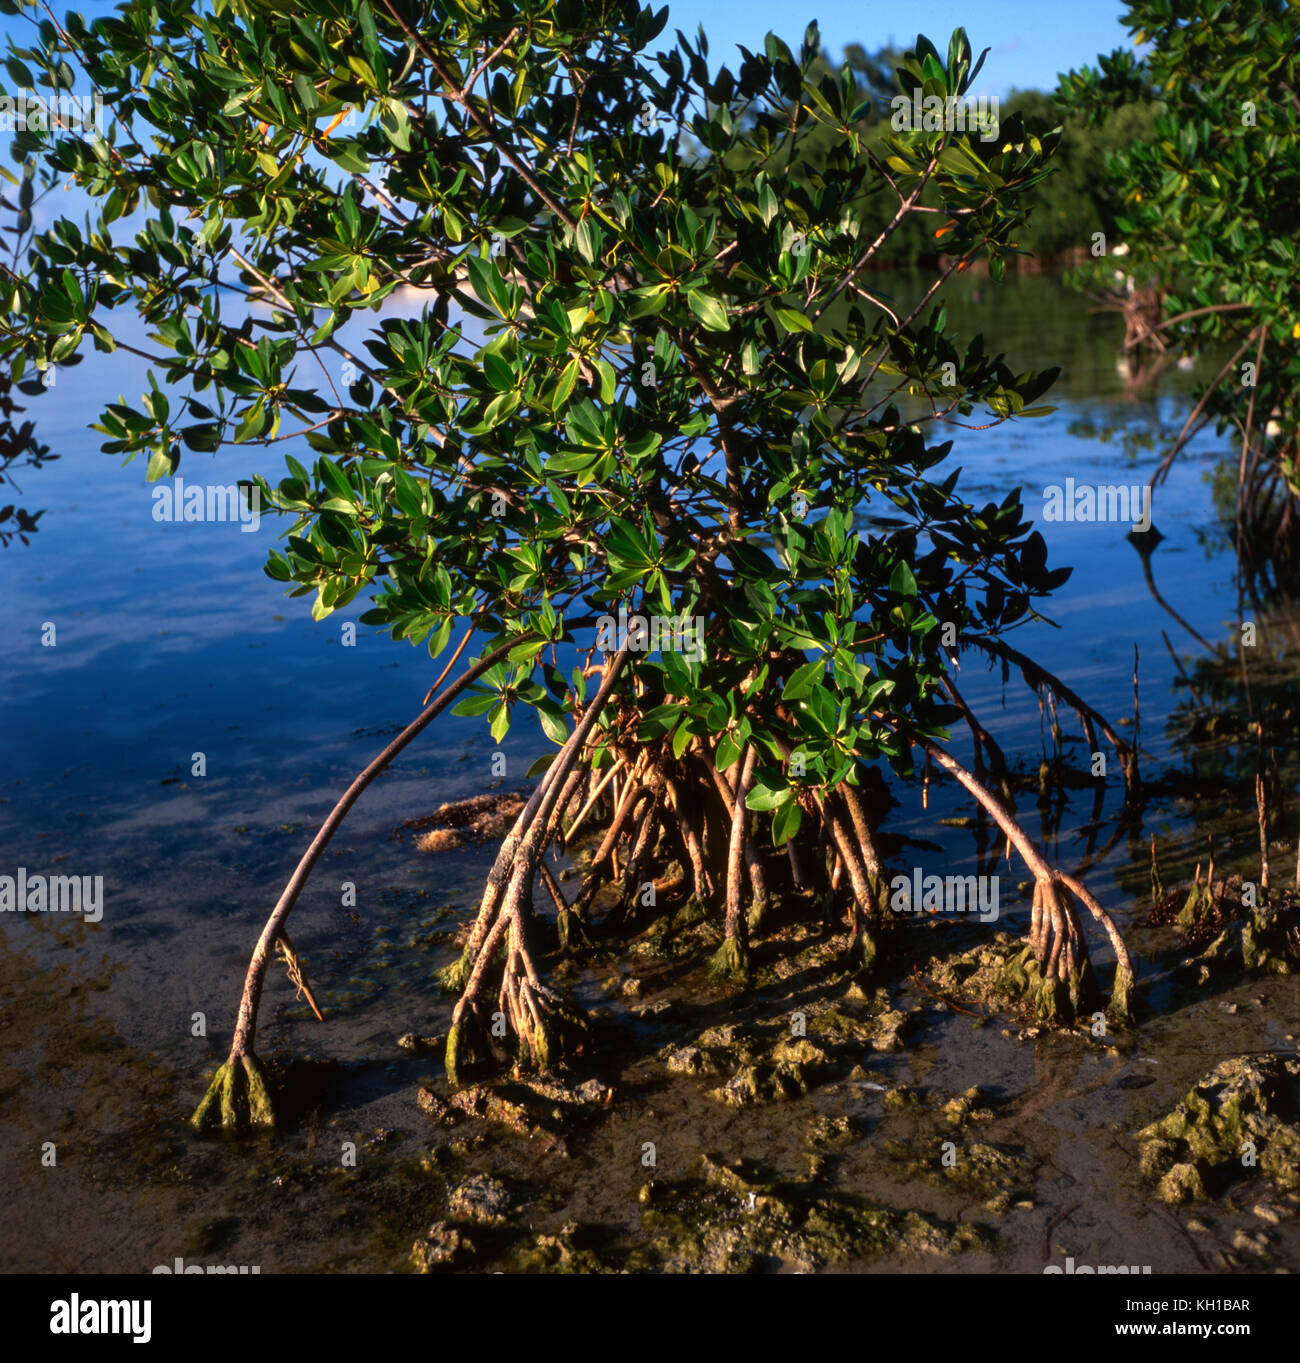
703 743 758 979
187 637 524 1131
908 732 1134 1025
444 649 629 1085
1016 875 1099 1023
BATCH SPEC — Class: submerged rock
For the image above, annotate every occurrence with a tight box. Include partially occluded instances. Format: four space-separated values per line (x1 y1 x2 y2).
878 1135 1035 1210
417 1083 569 1153
708 1061 806 1106
639 1179 989 1272
940 1086 998 1128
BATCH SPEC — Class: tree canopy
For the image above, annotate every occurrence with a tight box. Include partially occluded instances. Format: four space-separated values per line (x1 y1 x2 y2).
1 0 1136 1123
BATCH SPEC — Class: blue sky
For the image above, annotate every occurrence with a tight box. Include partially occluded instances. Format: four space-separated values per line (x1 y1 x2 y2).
1 0 1135 98
670 0 1135 96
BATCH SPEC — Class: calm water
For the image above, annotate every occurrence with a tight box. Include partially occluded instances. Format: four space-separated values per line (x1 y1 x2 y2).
1 269 1296 1272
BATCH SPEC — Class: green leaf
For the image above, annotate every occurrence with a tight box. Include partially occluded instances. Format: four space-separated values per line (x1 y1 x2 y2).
536 701 569 744
146 448 178 482
548 359 580 411
716 731 741 771
772 798 803 846
672 721 694 761
686 289 729 331
890 561 918 596
775 306 813 334
489 702 511 743
452 692 499 718
745 781 789 812
782 658 825 701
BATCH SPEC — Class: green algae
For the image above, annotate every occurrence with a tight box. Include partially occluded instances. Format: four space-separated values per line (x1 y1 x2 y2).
638 1174 990 1272
1134 1054 1300 1203
189 1053 276 1133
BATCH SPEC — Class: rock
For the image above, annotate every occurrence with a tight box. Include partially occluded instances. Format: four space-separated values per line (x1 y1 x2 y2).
804 1113 858 1148
700 1153 763 1193
575 1078 611 1105
871 1009 912 1052
513 1229 583 1271
696 1024 740 1048
1157 1163 1207 1204
708 1062 804 1107
1138 1137 1179 1180
1135 1054 1300 1202
516 1075 610 1107
877 1135 1036 1202
638 1181 987 1273
1230 1227 1269 1255
448 1086 530 1131
710 1065 762 1107
411 1222 475 1271
808 1009 875 1046
419 1084 567 1153
770 1036 828 1067
416 1087 449 1120
397 1033 443 1054
448 1174 512 1225
666 1045 712 1075
940 1087 995 1128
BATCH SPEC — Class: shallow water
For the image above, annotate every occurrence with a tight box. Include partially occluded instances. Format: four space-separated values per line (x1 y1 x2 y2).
1 269 1297 1274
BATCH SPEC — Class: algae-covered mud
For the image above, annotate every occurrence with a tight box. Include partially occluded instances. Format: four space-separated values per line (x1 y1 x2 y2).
3 265 1299 1276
